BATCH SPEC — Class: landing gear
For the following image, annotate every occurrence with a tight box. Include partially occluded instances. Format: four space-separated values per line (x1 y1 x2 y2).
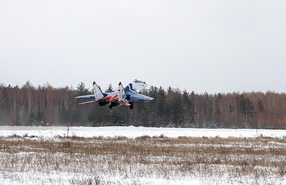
109 100 119 109
99 100 108 106
109 101 133 109
129 102 134 110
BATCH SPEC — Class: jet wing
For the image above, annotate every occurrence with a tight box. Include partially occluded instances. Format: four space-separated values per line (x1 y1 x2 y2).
124 84 154 101
76 92 117 101
76 94 96 100
127 91 154 101
132 93 154 101
79 100 98 105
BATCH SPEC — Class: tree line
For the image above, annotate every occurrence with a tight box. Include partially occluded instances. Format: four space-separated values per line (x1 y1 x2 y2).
0 81 286 129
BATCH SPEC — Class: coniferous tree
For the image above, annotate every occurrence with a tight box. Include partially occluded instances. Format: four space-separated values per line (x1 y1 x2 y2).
76 82 88 96
106 84 113 92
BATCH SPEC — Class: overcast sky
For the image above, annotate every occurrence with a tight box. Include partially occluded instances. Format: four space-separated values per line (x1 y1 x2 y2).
1 0 286 94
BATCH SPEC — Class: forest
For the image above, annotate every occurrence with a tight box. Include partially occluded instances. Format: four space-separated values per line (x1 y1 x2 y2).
0 81 286 129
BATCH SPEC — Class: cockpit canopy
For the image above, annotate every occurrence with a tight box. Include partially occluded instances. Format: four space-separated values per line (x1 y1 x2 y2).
132 79 148 91
133 79 146 84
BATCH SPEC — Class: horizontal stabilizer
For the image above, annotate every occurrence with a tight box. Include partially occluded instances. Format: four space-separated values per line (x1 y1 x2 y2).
118 100 130 106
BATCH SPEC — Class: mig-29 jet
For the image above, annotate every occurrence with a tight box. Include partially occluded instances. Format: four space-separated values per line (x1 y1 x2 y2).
76 80 153 109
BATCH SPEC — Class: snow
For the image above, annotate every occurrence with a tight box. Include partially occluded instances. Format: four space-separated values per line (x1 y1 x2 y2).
0 126 285 139
0 126 285 185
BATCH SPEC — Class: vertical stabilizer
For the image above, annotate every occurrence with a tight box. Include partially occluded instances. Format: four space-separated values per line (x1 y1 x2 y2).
93 81 104 100
118 82 130 106
118 82 126 101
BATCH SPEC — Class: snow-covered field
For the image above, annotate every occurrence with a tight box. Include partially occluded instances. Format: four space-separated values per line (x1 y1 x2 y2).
0 126 285 185
0 126 285 138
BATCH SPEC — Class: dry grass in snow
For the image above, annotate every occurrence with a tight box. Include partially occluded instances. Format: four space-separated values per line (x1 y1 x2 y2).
0 135 286 184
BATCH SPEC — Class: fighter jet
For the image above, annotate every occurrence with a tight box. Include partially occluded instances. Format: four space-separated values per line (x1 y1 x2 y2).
76 80 154 109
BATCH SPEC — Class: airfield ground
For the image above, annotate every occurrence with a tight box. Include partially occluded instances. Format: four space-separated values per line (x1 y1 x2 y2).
0 133 286 185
